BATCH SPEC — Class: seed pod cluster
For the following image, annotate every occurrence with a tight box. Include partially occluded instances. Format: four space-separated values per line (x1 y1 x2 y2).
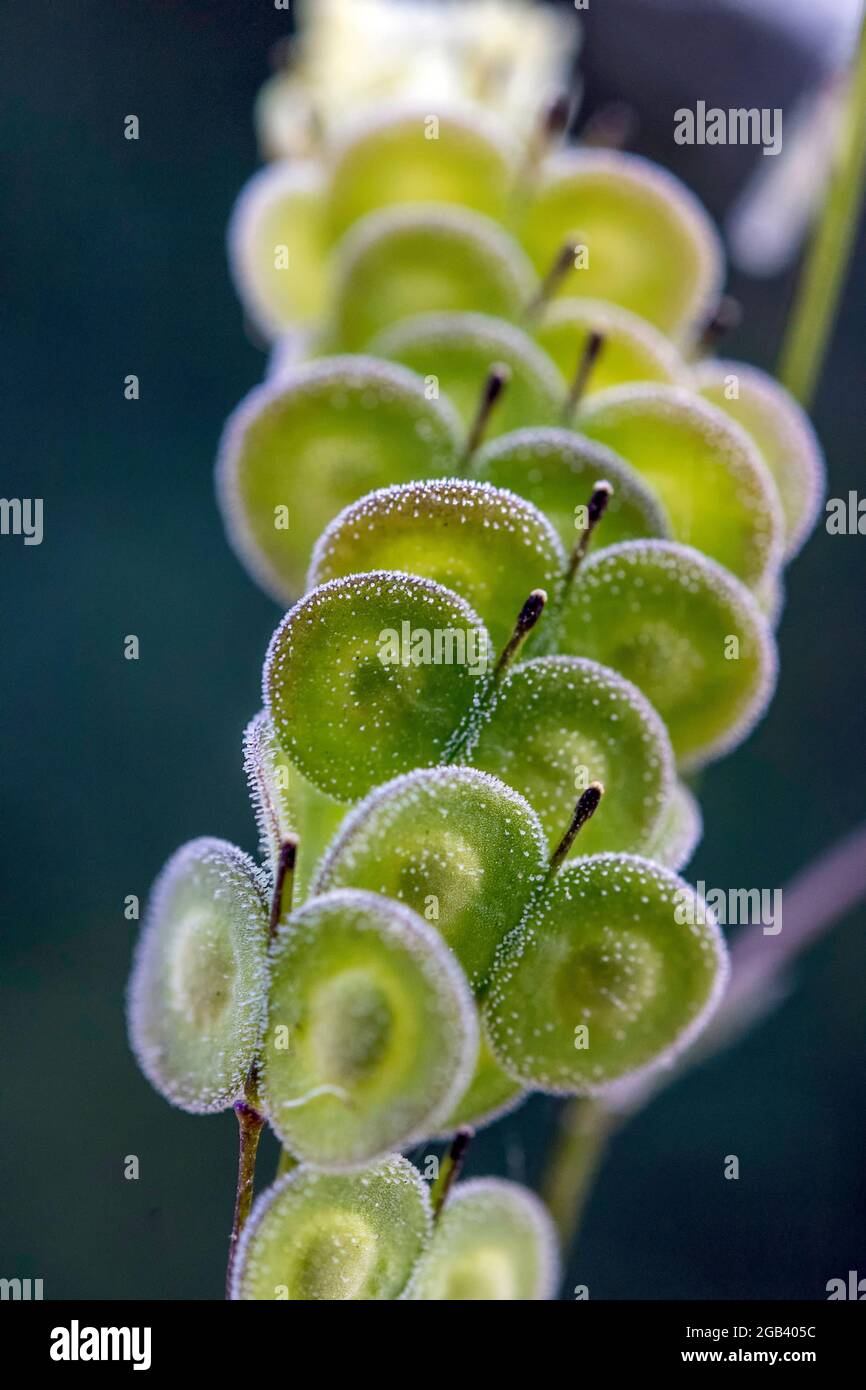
130 10 825 1300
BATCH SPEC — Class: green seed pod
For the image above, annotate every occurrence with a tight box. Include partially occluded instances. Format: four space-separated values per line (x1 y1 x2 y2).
265 573 493 802
557 540 778 771
484 855 728 1092
261 889 478 1168
577 385 784 589
371 311 563 442
313 767 548 992
326 105 516 243
217 357 461 602
518 150 723 340
532 296 687 395
403 1179 559 1301
228 162 328 339
644 781 703 871
307 480 566 655
694 358 825 559
243 712 346 902
312 766 541 1131
472 425 670 554
467 656 674 859
127 838 269 1113
232 1155 431 1300
331 204 536 352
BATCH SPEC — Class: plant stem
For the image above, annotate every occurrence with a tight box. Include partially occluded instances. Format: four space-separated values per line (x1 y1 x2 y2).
548 782 604 875
778 12 866 405
431 1128 474 1218
269 835 297 942
542 1098 615 1250
493 588 548 680
225 840 297 1295
563 481 613 590
459 364 511 469
563 330 605 422
225 1099 266 1299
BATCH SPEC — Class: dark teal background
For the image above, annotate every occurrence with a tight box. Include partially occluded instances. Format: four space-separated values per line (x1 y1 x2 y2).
1 0 864 1299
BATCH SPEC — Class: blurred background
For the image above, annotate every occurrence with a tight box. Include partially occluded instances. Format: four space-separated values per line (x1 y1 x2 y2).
1 0 864 1300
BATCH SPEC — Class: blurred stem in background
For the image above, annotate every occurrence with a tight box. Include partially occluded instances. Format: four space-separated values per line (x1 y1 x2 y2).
779 8 866 405
544 823 866 1254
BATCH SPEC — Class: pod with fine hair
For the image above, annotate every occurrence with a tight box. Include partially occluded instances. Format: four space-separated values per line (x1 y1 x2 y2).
330 203 537 351
264 572 493 802
371 311 564 442
484 854 729 1093
312 766 547 1133
472 424 671 555
307 478 566 655
577 384 785 590
466 655 676 859
227 161 329 339
232 1155 431 1300
557 539 778 771
532 296 688 396
127 838 269 1113
216 356 461 602
313 766 549 993
325 104 517 242
403 1178 560 1301
261 888 478 1169
517 148 724 341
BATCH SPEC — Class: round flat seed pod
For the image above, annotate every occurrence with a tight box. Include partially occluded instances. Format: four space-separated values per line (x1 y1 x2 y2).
217 357 461 602
644 781 703 872
558 540 778 771
307 480 566 655
518 149 723 340
694 359 825 559
467 656 674 858
331 204 536 351
326 105 516 243
371 312 563 442
228 162 328 339
403 1179 559 1301
243 713 346 903
532 297 687 395
313 767 548 993
577 384 784 588
265 573 493 802
472 425 671 554
261 889 478 1168
484 855 728 1093
232 1155 431 1300
127 838 269 1113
